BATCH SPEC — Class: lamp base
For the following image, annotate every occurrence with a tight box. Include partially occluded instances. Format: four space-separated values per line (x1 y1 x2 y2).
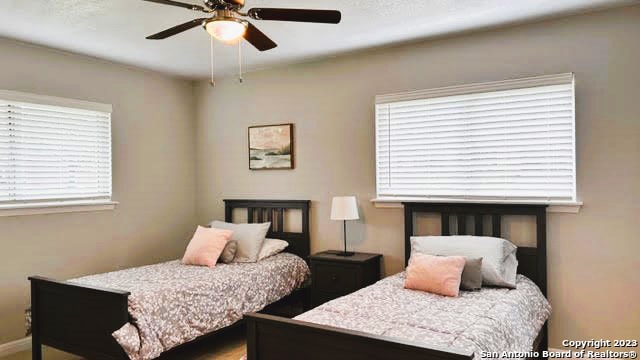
334 251 355 257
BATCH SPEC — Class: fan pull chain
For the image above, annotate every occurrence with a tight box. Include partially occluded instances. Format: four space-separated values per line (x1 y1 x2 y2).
238 41 244 84
209 37 216 87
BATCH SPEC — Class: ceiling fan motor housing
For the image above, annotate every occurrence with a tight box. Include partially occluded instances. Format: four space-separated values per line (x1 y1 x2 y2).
209 9 244 22
219 0 245 7
203 0 244 10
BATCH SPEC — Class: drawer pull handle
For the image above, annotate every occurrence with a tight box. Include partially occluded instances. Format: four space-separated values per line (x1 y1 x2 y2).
331 274 338 282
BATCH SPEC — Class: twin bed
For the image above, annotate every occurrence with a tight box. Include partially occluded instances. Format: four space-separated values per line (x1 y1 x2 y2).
244 202 550 360
29 200 550 360
29 200 312 360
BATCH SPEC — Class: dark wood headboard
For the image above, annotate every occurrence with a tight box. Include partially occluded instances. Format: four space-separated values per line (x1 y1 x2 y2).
224 199 311 260
403 202 547 295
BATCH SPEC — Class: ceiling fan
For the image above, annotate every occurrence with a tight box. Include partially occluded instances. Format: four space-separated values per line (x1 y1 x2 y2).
144 0 342 51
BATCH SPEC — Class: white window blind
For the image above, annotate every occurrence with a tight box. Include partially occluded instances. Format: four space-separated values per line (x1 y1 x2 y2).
0 91 112 206
376 73 576 203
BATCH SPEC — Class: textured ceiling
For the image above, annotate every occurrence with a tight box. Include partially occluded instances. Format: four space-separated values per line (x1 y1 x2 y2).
0 0 633 79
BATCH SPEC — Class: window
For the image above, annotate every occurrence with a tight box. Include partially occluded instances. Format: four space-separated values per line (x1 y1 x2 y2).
0 90 112 210
375 73 576 204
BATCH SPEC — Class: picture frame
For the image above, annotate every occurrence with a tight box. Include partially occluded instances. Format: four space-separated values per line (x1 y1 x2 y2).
248 123 294 170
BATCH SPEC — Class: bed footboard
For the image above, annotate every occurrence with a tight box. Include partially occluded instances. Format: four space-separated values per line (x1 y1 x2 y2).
29 276 130 360
244 313 474 360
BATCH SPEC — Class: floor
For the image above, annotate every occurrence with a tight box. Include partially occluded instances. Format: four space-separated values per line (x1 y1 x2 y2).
4 326 247 360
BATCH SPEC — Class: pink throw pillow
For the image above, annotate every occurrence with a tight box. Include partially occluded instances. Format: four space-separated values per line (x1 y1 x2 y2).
182 226 233 268
404 253 466 297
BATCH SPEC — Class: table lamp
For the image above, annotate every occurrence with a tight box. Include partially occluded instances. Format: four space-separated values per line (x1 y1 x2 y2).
330 196 359 257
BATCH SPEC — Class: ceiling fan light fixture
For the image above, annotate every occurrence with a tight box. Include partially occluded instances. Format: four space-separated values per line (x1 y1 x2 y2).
205 18 247 42
144 1 342 51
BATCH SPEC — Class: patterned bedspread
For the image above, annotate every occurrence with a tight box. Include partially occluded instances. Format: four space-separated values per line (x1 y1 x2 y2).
295 273 550 360
27 253 309 360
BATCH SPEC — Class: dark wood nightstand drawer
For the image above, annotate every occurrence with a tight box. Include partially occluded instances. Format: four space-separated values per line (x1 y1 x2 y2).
313 263 358 294
309 251 382 307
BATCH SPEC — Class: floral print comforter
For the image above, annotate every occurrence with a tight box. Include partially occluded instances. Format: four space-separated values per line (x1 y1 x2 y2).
295 273 550 360
27 253 309 360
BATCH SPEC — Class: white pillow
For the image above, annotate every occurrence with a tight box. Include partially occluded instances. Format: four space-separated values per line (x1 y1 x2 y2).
258 238 289 261
410 235 518 288
210 221 270 263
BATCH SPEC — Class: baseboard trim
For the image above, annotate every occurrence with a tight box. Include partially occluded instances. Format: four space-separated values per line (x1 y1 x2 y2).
0 337 31 357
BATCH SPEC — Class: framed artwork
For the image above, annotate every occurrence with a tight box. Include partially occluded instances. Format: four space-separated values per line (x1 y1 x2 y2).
248 123 294 170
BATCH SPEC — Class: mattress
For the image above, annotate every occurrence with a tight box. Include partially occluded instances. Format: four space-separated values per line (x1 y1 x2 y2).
28 252 309 360
295 272 550 360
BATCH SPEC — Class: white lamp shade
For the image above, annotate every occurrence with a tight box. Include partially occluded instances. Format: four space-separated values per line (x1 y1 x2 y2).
330 196 359 220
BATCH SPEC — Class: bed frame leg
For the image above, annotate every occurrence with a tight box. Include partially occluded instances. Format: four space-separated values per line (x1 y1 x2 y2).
302 287 311 311
31 279 42 360
541 323 549 359
32 337 42 360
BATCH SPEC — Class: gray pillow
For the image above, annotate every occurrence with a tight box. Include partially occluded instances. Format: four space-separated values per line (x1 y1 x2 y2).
460 257 483 291
411 235 518 288
218 240 237 264
258 238 289 261
210 221 270 263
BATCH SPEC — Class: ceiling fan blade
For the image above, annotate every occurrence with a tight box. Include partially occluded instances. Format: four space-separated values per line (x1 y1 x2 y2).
248 8 341 24
243 22 277 51
146 18 208 39
143 0 206 12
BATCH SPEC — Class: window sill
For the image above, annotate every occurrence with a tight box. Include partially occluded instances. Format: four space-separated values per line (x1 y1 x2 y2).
371 198 582 213
0 200 118 217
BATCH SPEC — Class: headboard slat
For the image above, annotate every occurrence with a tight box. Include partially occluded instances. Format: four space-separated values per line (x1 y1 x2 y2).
441 213 450 236
474 215 483 236
266 209 273 225
492 215 501 237
457 214 466 235
403 202 547 295
247 208 254 223
225 200 311 260
277 208 285 233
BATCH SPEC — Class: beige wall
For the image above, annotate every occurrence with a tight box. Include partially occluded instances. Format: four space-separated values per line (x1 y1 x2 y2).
1 4 638 354
0 39 198 343
195 6 640 349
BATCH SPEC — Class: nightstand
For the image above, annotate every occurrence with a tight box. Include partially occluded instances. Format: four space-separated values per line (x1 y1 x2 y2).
309 250 382 307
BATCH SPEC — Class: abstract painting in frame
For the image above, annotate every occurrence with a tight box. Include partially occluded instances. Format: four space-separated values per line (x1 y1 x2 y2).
248 124 294 170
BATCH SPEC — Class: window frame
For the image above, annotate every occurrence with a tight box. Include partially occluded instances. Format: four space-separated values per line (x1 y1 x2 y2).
0 90 116 216
373 73 581 211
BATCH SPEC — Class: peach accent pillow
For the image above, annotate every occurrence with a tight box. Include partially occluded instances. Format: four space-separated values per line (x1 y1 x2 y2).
182 226 233 268
404 253 466 297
